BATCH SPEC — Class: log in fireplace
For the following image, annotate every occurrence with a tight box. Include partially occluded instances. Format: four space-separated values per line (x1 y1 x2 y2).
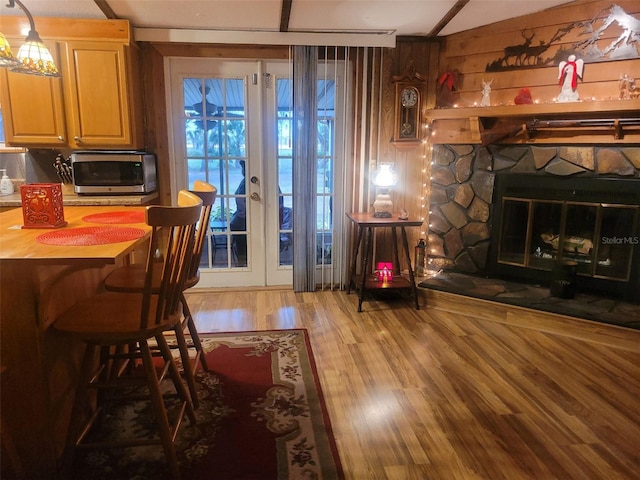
488 174 640 302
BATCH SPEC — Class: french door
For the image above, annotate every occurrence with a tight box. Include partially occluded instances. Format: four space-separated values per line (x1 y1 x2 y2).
166 57 343 288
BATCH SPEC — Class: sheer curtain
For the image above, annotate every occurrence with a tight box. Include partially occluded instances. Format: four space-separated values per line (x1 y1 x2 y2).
292 46 318 292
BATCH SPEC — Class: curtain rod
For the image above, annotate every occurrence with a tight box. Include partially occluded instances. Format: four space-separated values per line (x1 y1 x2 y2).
133 28 397 48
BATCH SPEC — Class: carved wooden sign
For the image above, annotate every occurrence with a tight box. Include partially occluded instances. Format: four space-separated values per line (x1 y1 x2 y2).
486 4 640 72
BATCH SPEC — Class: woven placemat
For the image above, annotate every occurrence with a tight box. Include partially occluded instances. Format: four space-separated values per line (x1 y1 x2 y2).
35 226 146 246
81 210 146 224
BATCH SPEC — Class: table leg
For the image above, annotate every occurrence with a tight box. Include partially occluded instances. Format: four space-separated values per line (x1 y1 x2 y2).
347 225 365 294
391 227 402 275
357 226 373 312
400 226 420 310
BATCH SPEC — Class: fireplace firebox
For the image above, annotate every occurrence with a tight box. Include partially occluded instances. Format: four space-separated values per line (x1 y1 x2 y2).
488 175 640 302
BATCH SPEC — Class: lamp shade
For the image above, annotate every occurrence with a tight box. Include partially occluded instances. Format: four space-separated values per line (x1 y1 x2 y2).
372 163 398 188
13 30 60 77
2 0 61 77
0 32 20 67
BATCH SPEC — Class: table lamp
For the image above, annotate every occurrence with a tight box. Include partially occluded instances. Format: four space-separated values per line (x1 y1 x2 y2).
372 163 398 218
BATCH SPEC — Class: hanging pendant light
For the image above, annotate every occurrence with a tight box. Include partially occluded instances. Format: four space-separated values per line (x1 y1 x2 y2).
2 0 60 77
0 32 21 67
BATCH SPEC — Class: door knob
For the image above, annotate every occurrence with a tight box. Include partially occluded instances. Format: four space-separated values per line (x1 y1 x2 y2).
250 192 261 201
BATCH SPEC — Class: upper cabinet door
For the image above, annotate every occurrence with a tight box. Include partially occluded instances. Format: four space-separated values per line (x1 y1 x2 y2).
62 41 142 149
0 40 67 146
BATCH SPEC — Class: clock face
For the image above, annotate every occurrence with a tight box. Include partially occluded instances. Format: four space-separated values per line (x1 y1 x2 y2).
401 87 418 107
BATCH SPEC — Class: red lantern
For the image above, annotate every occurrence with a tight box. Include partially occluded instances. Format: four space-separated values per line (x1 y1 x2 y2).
375 262 393 283
20 183 67 229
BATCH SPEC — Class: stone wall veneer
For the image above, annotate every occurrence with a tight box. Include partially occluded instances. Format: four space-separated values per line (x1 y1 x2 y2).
427 144 640 274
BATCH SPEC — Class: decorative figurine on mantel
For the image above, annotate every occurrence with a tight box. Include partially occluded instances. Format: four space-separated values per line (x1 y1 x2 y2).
557 54 584 102
480 79 492 106
619 74 639 99
514 87 534 104
436 70 460 107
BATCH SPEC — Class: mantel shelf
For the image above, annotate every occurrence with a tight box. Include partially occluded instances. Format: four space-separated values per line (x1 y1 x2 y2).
425 99 640 145
425 99 640 120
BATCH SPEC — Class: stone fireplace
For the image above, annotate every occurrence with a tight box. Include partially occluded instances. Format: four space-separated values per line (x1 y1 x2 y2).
427 144 640 302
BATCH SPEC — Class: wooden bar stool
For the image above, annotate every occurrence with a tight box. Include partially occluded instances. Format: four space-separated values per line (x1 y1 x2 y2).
53 191 203 480
103 181 216 409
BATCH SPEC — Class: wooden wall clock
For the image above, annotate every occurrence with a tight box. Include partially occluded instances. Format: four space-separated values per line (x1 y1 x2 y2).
392 65 425 150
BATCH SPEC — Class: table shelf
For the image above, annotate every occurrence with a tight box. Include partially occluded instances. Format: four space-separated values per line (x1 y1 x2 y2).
346 212 423 312
360 275 413 290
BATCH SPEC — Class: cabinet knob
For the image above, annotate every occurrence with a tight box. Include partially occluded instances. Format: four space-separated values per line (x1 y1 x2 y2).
74 136 82 143
58 136 64 141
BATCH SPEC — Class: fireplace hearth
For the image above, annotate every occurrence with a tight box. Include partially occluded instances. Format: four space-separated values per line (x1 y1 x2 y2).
418 271 640 329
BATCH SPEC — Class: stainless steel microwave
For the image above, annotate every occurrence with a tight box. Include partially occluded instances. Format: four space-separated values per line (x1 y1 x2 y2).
71 151 157 195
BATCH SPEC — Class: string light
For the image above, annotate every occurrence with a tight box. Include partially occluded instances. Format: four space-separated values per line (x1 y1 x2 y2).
419 121 433 245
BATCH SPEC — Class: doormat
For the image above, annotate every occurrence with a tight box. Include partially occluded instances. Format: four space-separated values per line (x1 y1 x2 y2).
71 329 344 479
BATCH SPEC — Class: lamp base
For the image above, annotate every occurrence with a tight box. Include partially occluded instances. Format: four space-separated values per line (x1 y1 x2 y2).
372 191 393 218
373 211 393 218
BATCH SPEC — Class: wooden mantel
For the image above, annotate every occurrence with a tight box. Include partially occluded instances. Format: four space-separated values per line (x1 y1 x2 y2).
426 99 640 146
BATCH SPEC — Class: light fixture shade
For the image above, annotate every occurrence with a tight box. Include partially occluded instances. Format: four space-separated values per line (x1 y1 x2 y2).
372 163 398 218
0 32 21 67
13 30 60 77
372 163 398 188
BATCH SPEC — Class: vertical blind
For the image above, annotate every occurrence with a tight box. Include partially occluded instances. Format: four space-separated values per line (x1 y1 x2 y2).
292 45 384 292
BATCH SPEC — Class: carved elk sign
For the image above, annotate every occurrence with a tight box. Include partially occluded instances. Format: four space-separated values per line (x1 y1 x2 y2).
486 4 640 72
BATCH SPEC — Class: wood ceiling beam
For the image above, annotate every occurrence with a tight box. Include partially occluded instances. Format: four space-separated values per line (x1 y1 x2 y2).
428 0 469 37
94 0 118 19
280 0 293 32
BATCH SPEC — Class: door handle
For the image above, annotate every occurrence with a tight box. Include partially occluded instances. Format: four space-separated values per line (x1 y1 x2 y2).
250 192 261 201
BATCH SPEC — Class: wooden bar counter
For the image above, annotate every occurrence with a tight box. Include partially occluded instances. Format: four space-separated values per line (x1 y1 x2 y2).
0 205 151 479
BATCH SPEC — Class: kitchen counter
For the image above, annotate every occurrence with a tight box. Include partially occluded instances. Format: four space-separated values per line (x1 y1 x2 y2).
0 205 151 479
0 190 158 208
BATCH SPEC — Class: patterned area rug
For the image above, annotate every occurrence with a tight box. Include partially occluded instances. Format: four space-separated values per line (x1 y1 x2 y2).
72 329 343 479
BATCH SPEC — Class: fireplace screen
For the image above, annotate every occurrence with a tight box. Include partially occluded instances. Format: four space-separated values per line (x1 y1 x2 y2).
498 198 638 282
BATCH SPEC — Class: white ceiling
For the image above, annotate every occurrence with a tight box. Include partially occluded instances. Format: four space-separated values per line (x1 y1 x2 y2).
1 0 574 42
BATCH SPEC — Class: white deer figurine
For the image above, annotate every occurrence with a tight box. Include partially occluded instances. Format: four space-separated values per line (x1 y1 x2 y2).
480 79 492 107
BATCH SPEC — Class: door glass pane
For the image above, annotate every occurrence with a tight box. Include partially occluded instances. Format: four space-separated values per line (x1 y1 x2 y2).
498 199 529 265
184 76 248 269
274 77 337 269
276 79 293 266
562 203 597 274
530 201 562 270
316 81 335 267
596 205 638 280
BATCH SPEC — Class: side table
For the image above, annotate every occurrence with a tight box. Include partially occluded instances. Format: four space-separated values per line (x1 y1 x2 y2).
346 212 423 312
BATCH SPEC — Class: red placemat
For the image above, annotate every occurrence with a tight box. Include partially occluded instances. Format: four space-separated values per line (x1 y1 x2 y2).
81 210 146 224
35 226 146 246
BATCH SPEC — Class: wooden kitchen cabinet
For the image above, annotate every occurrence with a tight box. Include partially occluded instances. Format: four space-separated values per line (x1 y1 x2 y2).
61 40 143 149
0 39 143 149
0 39 67 145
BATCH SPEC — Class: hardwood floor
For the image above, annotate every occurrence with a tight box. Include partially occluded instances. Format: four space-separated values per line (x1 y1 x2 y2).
185 287 640 480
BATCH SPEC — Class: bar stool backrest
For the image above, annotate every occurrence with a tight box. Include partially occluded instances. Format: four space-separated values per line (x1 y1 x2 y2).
188 180 217 281
142 190 202 329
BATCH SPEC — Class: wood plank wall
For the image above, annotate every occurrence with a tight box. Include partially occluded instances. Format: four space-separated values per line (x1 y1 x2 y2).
437 0 640 108
369 37 440 269
376 40 440 255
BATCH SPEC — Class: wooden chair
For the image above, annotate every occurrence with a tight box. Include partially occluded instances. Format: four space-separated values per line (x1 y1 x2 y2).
103 181 217 408
53 191 203 480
